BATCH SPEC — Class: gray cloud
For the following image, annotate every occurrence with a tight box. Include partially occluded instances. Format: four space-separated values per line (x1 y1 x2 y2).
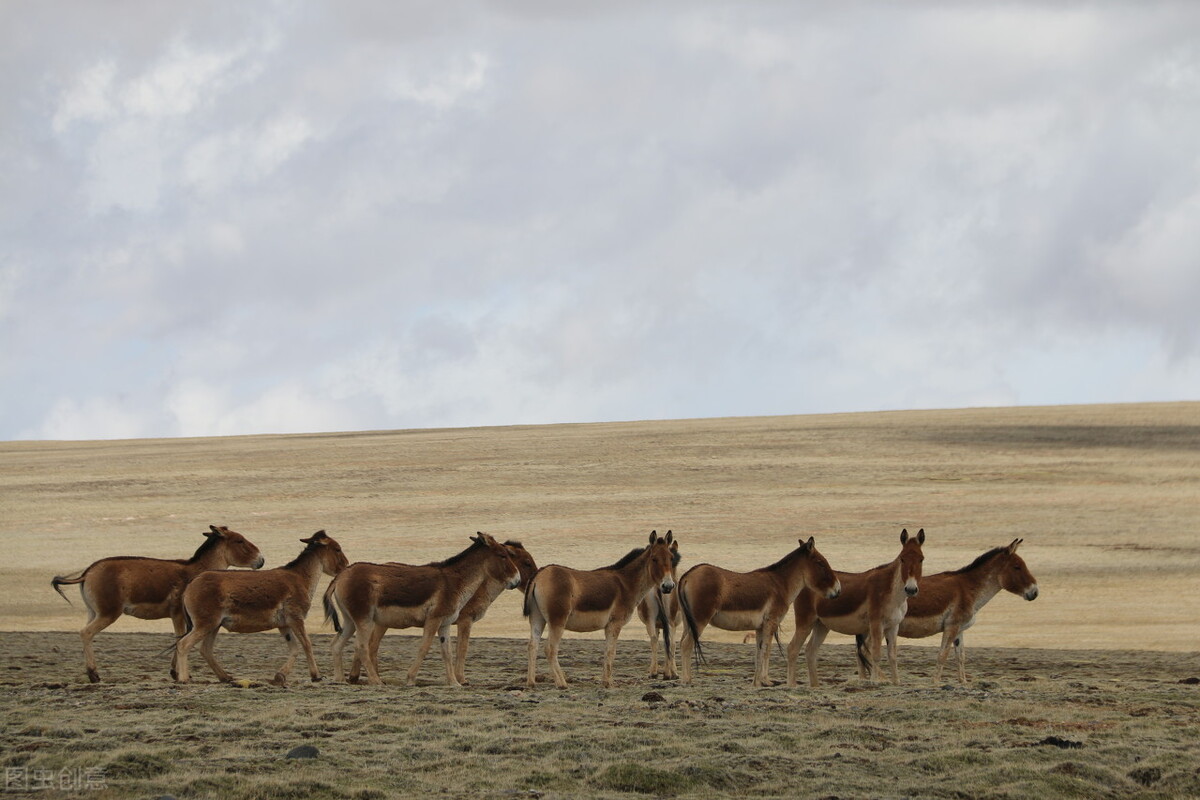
2 2 1199 439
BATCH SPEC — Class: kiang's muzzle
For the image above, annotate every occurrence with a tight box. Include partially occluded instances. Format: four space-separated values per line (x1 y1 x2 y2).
904 580 919 597
660 578 675 594
1024 585 1039 601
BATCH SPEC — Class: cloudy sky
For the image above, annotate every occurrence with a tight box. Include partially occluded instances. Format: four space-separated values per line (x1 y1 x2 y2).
3 2 1199 441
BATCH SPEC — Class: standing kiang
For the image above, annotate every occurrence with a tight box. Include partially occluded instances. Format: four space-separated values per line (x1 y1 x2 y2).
525 530 676 689
50 525 264 683
677 536 841 687
789 528 925 687
173 530 349 686
636 535 681 679
884 538 1038 683
325 532 522 687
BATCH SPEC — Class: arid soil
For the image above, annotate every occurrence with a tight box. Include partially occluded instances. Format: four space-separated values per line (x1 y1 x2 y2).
1 632 1197 799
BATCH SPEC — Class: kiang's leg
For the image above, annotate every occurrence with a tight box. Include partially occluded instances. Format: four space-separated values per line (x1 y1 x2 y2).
80 607 120 684
545 622 569 689
437 620 460 687
198 626 231 683
272 626 301 686
526 605 545 689
601 619 623 689
405 618 442 686
454 618 473 685
804 621 831 688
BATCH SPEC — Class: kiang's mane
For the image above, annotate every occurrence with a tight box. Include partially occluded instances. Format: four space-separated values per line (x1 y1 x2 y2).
599 547 645 570
429 538 487 568
185 531 224 564
948 547 1006 575
755 542 811 573
283 542 321 570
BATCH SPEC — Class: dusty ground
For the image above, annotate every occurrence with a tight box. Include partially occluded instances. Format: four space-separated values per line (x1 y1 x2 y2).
1 632 1197 799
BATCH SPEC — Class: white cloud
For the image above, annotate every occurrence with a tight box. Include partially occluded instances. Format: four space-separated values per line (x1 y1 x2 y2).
388 51 490 111
51 60 118 133
4 2 1200 440
36 396 148 441
120 42 241 119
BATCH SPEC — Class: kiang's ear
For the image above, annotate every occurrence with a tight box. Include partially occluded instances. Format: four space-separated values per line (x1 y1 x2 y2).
664 530 673 544
207 525 224 537
916 528 926 545
301 530 329 545
670 540 679 553
648 530 658 544
470 532 484 544
1008 538 1023 553
805 536 816 552
900 528 909 544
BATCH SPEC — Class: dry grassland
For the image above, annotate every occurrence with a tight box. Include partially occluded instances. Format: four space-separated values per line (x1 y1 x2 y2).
1 633 1198 799
1 403 1198 798
4 402 1198 647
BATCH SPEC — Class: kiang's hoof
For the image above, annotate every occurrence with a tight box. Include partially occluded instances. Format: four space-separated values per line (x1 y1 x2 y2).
87 669 101 684
271 673 288 687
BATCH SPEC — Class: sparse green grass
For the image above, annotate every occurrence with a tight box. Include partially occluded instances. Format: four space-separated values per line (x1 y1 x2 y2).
2 633 1198 799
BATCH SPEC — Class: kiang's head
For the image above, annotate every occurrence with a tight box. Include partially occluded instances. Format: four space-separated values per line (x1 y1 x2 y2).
999 538 1038 601
299 530 349 576
644 530 676 594
797 536 840 600
898 528 926 597
206 525 265 570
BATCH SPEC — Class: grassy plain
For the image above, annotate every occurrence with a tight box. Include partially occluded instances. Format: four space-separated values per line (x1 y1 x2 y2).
1 633 1198 799
1 403 1199 797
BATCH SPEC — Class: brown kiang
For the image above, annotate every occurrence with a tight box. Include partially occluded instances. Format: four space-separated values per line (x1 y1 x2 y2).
677 536 841 687
789 528 925 687
525 530 676 689
50 525 265 683
325 532 521 687
881 538 1038 683
173 530 349 686
636 536 682 679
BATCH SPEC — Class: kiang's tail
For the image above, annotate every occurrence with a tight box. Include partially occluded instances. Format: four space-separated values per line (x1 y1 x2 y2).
50 570 86 605
854 633 871 676
159 608 194 659
656 592 673 663
522 570 545 618
322 577 342 634
678 587 706 666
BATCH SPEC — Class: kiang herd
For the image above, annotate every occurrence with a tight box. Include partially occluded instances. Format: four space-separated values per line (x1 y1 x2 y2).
51 527 1039 690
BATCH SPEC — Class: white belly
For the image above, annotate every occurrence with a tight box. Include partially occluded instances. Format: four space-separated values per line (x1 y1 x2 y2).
820 612 869 636
374 606 429 630
564 609 617 633
710 610 767 632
